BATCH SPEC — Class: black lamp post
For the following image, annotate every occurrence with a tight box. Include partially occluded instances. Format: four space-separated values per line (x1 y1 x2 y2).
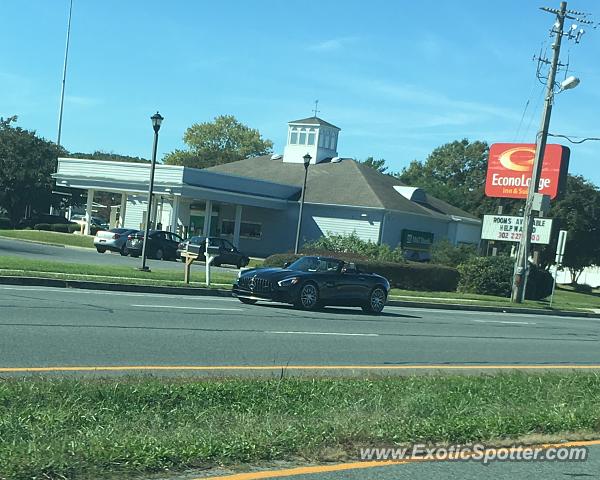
294 153 311 254
139 111 164 272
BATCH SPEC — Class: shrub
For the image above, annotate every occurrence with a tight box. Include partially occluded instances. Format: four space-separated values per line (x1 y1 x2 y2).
68 224 80 233
263 253 460 291
262 253 303 268
458 256 554 300
430 239 477 268
0 217 11 229
525 264 554 300
573 283 593 294
50 224 71 233
303 232 405 263
33 223 52 231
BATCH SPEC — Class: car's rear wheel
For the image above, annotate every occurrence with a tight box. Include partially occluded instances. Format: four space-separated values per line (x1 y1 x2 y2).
296 283 320 310
362 287 387 314
237 257 249 269
239 298 257 305
155 248 163 260
120 245 128 256
96 247 106 253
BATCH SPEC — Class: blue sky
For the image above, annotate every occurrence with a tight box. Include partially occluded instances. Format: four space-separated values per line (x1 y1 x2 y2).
2 0 599 185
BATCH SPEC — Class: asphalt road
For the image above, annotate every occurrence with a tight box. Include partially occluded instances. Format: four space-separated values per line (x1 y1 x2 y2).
203 444 600 480
0 236 237 274
1 285 599 372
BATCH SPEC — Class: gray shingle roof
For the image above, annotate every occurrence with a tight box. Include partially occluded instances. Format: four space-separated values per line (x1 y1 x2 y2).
207 156 478 220
288 117 340 129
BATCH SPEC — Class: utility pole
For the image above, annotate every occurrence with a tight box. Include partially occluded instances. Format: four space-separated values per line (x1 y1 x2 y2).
57 0 73 147
511 1 567 303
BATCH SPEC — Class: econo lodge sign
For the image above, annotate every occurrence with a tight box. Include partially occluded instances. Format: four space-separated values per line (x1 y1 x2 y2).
485 143 569 200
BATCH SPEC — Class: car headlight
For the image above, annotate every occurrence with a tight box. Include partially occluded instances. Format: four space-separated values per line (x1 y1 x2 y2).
277 277 300 287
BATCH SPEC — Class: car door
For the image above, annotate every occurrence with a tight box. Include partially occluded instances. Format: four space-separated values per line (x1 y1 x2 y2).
220 239 238 265
166 233 182 259
336 264 371 304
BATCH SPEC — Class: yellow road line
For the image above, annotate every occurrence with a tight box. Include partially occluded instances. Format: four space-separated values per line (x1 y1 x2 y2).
2 364 600 373
193 439 600 479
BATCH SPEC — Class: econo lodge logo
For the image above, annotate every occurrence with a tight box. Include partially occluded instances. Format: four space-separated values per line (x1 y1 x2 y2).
485 143 569 200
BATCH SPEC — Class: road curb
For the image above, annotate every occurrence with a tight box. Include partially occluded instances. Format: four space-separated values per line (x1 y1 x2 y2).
386 299 600 318
1 275 598 318
0 276 232 297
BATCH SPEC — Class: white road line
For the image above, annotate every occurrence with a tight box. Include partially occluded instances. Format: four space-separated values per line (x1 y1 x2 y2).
130 304 243 311
0 286 237 301
473 319 535 325
266 330 379 337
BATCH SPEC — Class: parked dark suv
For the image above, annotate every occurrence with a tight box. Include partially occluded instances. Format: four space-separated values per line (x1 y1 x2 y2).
177 236 250 268
126 230 183 260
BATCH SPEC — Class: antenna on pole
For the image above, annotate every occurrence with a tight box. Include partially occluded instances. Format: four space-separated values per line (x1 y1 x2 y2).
312 100 320 118
57 0 73 147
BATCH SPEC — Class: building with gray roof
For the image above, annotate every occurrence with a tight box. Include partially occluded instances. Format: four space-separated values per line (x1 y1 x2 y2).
54 115 481 258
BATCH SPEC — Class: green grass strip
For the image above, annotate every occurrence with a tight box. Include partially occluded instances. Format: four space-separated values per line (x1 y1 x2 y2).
0 230 94 248
0 256 237 285
0 374 599 479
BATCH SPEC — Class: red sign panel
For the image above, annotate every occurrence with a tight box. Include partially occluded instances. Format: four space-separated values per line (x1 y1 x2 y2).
485 143 569 199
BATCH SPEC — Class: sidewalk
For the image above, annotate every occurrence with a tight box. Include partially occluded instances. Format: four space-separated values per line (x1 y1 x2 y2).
1 275 599 319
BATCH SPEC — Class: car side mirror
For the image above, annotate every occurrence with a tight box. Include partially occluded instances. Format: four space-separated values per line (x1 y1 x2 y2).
283 261 291 268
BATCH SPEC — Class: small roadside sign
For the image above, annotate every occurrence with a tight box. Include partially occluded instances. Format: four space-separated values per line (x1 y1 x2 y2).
481 215 553 245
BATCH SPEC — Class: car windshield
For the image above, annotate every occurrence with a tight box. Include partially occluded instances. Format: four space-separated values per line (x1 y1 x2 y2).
286 257 343 273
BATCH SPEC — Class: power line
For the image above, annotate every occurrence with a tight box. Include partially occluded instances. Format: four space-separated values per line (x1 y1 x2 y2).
547 133 600 143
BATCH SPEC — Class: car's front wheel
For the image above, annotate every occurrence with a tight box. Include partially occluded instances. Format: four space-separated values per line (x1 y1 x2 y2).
237 257 250 269
362 287 387 314
120 245 128 256
155 248 163 260
296 283 320 310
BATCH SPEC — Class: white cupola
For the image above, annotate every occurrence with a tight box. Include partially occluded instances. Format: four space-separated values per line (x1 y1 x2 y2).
282 116 341 164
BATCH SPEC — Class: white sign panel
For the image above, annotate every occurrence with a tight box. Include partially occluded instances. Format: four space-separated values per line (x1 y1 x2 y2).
481 215 553 245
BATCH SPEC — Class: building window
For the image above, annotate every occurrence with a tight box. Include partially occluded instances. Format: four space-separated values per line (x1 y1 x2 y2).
307 128 315 145
290 127 298 144
298 128 307 145
221 220 262 239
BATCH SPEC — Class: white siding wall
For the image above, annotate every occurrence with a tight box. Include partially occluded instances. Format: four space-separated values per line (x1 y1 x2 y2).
57 158 184 185
312 216 381 243
451 222 482 245
124 195 147 230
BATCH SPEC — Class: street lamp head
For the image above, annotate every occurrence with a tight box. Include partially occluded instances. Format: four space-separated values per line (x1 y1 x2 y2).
303 153 312 169
151 112 164 133
560 76 580 91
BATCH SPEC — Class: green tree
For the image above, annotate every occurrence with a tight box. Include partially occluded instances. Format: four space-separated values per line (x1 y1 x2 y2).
66 150 149 163
0 116 66 225
164 115 273 169
398 139 521 217
539 175 600 282
358 156 389 173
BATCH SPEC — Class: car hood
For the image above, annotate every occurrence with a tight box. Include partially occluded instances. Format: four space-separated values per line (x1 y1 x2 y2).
240 267 305 283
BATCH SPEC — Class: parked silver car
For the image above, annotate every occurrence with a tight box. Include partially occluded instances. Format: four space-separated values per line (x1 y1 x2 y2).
94 228 139 255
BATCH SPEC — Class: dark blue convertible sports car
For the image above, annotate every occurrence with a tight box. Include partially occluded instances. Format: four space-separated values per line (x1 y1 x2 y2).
232 256 390 313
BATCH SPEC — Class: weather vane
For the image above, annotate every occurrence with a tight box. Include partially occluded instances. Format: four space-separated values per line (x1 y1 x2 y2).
312 100 320 117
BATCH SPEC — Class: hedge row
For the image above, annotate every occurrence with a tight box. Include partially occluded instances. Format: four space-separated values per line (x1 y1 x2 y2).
34 223 81 233
263 252 460 292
